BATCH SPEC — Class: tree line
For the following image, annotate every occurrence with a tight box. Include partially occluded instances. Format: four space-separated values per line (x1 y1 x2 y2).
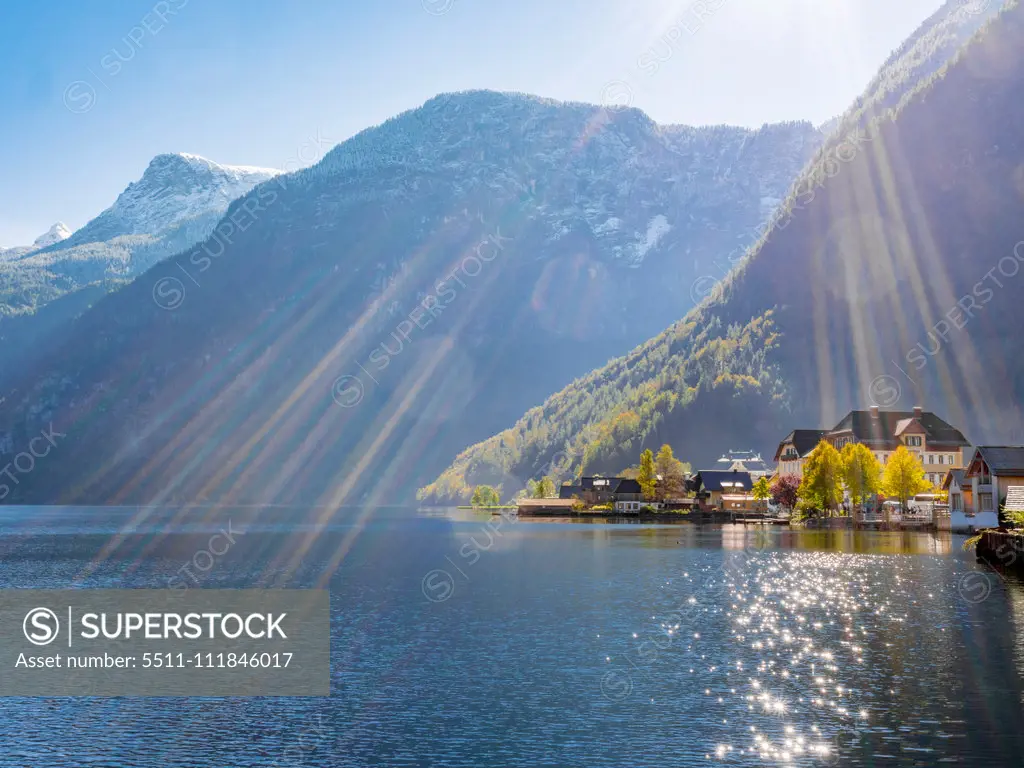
776 440 935 518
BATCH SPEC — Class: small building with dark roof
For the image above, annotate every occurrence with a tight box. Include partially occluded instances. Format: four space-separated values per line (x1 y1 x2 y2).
559 476 643 505
941 468 971 513
964 446 1024 518
774 429 827 478
689 470 754 511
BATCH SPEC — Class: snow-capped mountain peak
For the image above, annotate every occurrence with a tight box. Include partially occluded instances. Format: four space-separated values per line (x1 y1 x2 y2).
33 222 72 248
4 151 285 323
46 153 281 252
170 152 283 179
0 222 72 259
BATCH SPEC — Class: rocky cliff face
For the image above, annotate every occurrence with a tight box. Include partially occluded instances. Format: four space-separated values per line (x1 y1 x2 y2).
0 91 822 505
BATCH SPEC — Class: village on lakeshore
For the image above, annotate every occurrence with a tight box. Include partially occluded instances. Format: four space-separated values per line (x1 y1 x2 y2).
464 406 1024 538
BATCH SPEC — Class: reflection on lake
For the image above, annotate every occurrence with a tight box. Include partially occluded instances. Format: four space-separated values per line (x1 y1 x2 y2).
0 507 1021 766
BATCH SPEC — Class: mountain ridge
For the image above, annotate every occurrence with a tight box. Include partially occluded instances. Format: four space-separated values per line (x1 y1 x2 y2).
0 90 823 505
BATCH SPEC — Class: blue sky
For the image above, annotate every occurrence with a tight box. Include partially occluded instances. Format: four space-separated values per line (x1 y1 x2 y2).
1 0 945 246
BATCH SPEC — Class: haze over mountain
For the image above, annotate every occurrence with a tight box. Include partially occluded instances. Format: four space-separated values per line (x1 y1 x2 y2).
1 153 280 315
0 91 822 505
0 154 279 387
421 0 1024 503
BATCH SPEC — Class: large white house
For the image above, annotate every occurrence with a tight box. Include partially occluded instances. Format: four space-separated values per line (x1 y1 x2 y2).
774 406 971 485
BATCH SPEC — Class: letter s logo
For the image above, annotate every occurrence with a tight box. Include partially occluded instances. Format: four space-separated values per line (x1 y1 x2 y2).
23 607 60 646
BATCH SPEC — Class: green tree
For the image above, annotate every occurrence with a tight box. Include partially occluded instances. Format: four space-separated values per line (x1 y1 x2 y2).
532 476 556 498
637 449 657 501
1003 500 1024 529
471 485 501 507
881 446 930 512
798 440 844 516
841 442 882 512
752 476 772 513
654 444 688 501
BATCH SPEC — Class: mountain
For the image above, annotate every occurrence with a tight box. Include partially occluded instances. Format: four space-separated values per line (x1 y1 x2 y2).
49 153 281 253
1 153 280 315
0 91 822 505
31 222 72 249
419 1 1024 503
841 0 1005 123
0 154 279 386
0 223 71 259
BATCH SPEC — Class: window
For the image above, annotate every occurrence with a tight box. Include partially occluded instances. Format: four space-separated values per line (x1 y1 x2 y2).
906 436 922 447
951 493 962 511
980 493 994 511
938 455 944 465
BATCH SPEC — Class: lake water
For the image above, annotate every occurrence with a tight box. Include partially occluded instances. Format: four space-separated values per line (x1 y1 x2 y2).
1 506 1023 766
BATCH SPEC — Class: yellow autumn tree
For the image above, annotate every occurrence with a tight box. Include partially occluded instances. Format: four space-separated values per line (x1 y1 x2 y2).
882 446 931 512
841 442 883 512
637 449 657 501
752 476 772 513
798 440 845 517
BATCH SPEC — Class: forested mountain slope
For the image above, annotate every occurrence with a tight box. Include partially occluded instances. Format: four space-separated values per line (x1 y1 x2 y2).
420 1 1024 502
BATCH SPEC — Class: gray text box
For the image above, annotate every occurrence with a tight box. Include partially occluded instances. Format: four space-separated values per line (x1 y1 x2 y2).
0 590 330 697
